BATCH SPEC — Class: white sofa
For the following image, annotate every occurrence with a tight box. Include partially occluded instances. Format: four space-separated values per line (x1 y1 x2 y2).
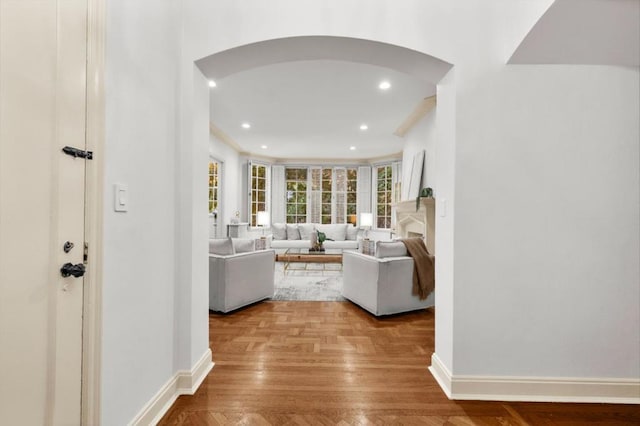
342 246 434 316
209 238 275 313
267 222 391 252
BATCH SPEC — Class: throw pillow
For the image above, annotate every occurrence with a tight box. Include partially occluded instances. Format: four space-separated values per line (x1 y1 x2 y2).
286 224 301 240
316 223 348 241
271 223 287 240
346 225 359 240
232 238 255 253
209 237 234 255
375 241 407 258
298 223 315 240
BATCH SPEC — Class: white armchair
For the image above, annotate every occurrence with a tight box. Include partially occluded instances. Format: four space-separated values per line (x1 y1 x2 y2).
342 250 434 316
209 242 275 313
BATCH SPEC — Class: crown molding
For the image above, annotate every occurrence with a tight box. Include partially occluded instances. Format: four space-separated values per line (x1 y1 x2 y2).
394 95 437 137
209 122 245 153
209 123 403 164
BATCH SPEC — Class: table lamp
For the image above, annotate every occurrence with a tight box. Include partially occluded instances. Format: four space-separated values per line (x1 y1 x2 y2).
360 212 373 239
256 211 269 236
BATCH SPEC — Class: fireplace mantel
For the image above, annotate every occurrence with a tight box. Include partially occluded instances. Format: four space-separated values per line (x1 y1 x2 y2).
393 198 436 255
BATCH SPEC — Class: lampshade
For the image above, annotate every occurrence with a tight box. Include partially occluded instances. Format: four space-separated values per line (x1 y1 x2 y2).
359 212 373 227
256 211 270 226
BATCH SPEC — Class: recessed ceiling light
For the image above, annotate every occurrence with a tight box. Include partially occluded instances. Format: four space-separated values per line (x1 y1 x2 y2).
349 146 356 151
261 145 267 149
241 123 251 129
360 124 368 131
208 80 217 88
378 81 391 90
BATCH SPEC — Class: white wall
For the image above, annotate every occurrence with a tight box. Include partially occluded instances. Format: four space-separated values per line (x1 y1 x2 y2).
401 109 438 199
453 65 640 377
209 136 242 236
102 1 181 424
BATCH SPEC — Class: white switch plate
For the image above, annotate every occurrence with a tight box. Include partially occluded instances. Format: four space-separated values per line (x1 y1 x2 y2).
114 183 128 212
439 198 447 217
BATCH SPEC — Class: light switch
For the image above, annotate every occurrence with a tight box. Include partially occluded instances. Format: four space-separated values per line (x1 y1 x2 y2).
114 183 128 212
439 198 447 218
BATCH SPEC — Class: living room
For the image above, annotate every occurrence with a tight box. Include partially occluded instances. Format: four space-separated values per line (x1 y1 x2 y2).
30 1 631 424
205 54 440 306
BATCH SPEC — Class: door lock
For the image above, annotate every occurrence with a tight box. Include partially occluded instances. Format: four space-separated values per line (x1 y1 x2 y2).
60 262 85 278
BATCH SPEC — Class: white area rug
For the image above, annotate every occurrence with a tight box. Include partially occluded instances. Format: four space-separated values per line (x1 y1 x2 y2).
273 262 345 301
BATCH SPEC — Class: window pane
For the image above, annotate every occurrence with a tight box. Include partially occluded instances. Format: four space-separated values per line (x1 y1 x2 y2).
297 204 306 215
322 193 331 203
322 204 331 215
257 178 265 190
347 193 356 203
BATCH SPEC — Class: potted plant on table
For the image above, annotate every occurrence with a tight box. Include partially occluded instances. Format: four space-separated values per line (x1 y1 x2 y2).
310 230 329 252
416 187 433 211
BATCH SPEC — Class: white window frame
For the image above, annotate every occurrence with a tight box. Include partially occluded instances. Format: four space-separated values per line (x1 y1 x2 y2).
372 162 401 230
285 167 308 224
248 160 271 227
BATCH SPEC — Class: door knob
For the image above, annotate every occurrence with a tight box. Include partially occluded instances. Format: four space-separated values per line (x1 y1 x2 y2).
60 262 85 278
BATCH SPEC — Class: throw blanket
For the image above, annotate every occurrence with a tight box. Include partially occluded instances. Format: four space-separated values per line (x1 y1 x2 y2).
401 238 435 300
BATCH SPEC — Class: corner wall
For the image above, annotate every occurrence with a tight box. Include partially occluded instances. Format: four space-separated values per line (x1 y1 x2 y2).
102 1 182 423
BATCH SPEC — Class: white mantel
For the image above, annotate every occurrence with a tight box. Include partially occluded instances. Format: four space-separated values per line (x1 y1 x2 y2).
393 198 436 255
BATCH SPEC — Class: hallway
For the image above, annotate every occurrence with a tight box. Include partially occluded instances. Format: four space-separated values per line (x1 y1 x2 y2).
160 302 639 425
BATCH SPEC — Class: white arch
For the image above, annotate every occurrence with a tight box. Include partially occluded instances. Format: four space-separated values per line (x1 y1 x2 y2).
195 36 452 84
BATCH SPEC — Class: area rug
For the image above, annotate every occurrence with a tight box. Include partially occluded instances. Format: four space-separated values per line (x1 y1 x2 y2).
273 262 345 301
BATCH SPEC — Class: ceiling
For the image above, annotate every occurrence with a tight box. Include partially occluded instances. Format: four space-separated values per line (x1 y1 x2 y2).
509 0 640 66
209 60 436 160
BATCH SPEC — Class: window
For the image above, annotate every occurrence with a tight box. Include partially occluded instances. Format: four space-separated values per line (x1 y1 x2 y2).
208 160 219 215
375 164 393 229
285 168 307 223
250 162 269 226
346 168 357 224
288 166 358 224
321 167 332 224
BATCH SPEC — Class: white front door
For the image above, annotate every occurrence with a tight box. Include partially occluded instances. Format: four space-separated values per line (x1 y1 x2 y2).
0 0 88 424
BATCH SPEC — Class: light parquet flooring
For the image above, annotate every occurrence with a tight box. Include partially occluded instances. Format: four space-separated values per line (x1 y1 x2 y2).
159 301 640 425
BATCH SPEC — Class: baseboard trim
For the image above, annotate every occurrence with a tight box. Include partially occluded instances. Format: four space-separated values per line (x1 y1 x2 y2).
428 353 453 398
429 353 640 404
130 349 214 426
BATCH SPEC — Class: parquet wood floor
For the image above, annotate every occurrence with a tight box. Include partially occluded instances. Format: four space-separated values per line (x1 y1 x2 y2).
159 301 639 425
